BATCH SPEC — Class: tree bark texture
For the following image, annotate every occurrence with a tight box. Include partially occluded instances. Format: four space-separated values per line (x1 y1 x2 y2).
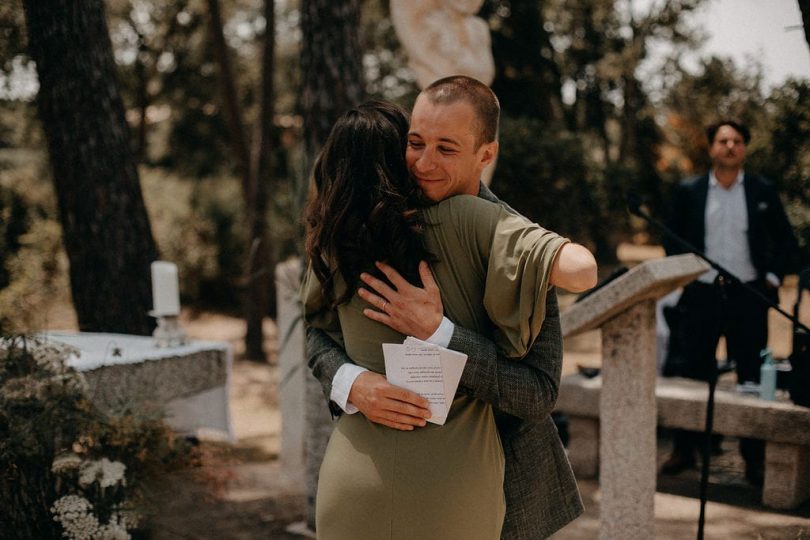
299 0 364 529
801 0 810 52
244 0 276 360
0 464 59 539
300 0 365 158
485 1 564 123
22 0 158 335
207 0 252 203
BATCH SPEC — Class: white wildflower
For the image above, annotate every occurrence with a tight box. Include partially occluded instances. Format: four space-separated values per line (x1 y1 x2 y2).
51 371 90 393
51 495 100 539
79 458 127 489
52 453 83 474
95 522 131 540
51 494 93 517
113 510 140 530
32 339 80 369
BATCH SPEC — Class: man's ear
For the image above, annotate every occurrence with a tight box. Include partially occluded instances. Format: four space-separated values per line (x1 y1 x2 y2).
478 140 498 168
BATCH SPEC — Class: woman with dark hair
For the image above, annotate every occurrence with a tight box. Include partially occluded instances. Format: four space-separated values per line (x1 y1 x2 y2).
302 100 568 539
304 100 432 310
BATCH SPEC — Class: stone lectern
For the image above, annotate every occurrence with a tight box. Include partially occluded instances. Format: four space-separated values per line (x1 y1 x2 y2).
561 254 709 539
276 258 306 485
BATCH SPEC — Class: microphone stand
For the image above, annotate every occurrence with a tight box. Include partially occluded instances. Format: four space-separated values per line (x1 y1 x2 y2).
626 196 808 540
626 196 808 333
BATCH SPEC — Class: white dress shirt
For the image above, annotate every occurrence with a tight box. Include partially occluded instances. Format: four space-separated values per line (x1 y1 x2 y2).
330 316 456 413
699 170 762 284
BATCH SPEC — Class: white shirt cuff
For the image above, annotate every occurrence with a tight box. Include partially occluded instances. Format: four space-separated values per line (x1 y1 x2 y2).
765 273 780 288
425 316 455 348
331 363 369 414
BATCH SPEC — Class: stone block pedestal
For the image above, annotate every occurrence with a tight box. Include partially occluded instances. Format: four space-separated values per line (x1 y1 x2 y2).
560 254 709 539
568 416 599 479
276 259 306 488
764 443 810 509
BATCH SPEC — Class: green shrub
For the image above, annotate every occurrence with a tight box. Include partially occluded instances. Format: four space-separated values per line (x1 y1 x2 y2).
490 115 610 251
0 336 193 539
0 149 69 333
784 199 810 271
141 167 247 310
0 157 283 323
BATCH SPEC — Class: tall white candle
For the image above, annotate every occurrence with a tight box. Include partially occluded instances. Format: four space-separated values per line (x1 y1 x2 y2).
151 261 180 316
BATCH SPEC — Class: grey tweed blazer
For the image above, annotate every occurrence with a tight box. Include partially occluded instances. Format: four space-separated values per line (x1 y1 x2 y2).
306 185 583 539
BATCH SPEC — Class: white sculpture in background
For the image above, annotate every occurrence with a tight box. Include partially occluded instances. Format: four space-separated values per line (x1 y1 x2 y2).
390 0 495 88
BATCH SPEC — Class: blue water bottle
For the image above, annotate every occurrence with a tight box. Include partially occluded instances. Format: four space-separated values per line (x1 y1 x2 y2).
759 348 777 401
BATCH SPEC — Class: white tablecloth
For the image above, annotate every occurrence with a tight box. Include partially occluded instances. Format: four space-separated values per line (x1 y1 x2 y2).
44 331 234 441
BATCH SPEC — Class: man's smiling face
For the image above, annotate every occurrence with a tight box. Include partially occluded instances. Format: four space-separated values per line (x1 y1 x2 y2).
406 95 497 202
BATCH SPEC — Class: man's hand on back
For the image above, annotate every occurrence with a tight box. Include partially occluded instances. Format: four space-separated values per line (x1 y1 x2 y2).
358 261 443 340
349 261 443 430
349 371 431 430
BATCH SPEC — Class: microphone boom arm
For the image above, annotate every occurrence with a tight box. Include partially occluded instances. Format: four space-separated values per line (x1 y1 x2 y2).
627 198 809 334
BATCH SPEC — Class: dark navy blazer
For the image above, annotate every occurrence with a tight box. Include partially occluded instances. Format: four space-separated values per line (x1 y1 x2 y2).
665 173 797 281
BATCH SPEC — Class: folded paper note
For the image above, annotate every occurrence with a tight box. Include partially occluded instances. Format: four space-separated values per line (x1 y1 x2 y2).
383 337 467 425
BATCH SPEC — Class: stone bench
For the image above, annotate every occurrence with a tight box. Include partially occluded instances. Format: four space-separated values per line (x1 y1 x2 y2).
557 374 810 510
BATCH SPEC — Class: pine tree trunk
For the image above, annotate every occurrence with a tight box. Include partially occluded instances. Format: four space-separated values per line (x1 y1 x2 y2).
300 0 364 529
800 0 810 52
206 0 251 199
244 0 276 361
135 37 149 162
300 0 365 157
21 0 158 335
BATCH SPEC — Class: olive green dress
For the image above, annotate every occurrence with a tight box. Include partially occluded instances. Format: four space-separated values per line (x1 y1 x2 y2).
301 195 568 540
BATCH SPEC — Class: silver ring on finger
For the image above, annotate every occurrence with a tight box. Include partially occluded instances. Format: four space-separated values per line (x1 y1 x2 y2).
382 300 388 313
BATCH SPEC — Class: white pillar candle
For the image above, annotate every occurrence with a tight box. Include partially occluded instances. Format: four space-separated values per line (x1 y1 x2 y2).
151 261 180 316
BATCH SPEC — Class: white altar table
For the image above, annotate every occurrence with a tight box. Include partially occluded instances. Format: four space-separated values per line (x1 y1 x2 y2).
43 331 234 442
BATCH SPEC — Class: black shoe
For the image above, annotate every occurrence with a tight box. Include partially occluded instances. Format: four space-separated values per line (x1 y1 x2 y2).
745 462 764 486
697 435 725 458
661 452 696 475
717 358 736 375
710 434 724 456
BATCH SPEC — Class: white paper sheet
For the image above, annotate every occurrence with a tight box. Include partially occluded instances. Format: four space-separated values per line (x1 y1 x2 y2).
383 337 467 425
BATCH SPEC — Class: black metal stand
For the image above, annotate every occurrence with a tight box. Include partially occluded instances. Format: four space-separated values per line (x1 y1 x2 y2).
626 194 807 334
626 194 807 540
697 368 717 540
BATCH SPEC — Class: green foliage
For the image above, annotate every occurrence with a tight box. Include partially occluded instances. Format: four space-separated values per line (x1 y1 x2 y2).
142 167 249 310
108 0 233 175
0 144 301 323
661 60 810 270
1 0 807 322
0 0 26 66
754 79 810 203
0 336 193 539
142 163 301 310
0 149 69 333
784 200 810 270
482 0 563 120
663 56 768 173
491 115 605 245
361 0 419 106
105 0 305 176
0 338 89 538
750 79 810 269
481 0 708 260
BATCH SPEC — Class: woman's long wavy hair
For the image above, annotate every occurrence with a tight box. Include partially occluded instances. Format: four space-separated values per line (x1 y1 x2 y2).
304 100 433 308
